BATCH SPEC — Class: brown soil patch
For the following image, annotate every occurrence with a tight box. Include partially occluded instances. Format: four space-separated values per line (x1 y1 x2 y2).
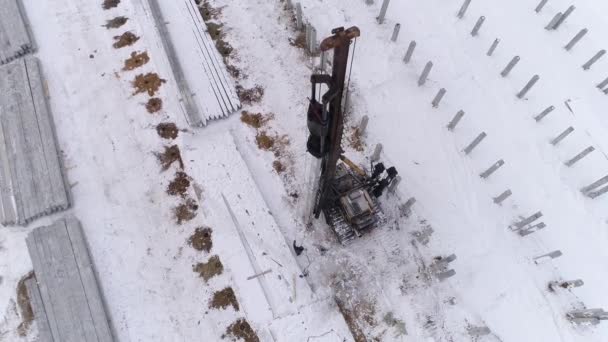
156 122 179 139
236 85 264 105
16 272 34 337
349 128 364 152
174 198 198 224
132 73 166 96
146 98 163 113
224 319 259 342
289 32 307 49
210 287 239 311
336 298 367 342
156 145 184 171
240 111 272 129
196 0 223 21
103 16 128 29
123 51 150 71
102 0 120 10
204 22 232 58
188 227 213 252
256 131 275 151
167 171 191 197
226 63 242 79
255 132 290 157
113 31 140 49
215 39 233 57
273 160 286 174
206 22 223 41
193 255 223 281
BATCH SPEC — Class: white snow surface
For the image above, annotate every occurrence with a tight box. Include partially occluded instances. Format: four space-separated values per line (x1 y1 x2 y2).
1 0 608 341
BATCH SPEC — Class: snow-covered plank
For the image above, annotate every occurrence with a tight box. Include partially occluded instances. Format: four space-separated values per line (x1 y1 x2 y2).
146 0 240 126
0 0 34 65
25 57 67 209
25 217 114 342
63 216 114 341
0 57 69 226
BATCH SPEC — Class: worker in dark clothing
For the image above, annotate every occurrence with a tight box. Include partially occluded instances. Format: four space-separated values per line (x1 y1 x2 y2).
293 240 305 256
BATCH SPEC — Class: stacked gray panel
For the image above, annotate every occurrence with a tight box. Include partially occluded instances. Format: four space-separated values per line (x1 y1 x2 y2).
26 217 114 342
148 0 241 126
183 0 240 120
0 57 69 226
0 0 34 64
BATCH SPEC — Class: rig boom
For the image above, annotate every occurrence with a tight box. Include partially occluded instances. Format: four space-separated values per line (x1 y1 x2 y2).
305 27 398 243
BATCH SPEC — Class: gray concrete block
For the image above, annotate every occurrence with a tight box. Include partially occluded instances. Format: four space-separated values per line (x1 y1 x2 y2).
0 0 35 64
26 217 114 342
0 57 70 226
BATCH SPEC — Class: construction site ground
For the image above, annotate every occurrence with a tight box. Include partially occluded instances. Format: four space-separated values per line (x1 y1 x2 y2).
2 0 608 341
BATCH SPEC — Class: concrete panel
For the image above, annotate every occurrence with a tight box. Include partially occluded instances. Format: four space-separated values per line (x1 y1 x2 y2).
0 0 34 64
147 0 241 126
26 217 114 342
0 57 69 226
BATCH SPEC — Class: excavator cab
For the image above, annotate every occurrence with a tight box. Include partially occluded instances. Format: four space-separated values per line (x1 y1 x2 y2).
340 189 378 231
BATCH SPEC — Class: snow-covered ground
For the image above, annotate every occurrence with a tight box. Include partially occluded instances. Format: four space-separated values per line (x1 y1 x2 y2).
2 0 608 341
202 0 608 340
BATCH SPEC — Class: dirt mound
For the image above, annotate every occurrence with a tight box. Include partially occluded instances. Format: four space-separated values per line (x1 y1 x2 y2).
188 227 213 252
348 128 364 152
196 0 223 21
206 22 223 41
113 31 139 49
236 85 264 104
102 0 120 10
210 287 239 311
215 39 233 57
240 111 271 129
273 160 286 174
226 63 241 79
255 131 275 151
123 51 150 71
103 16 128 29
16 272 34 337
224 319 259 342
336 298 368 342
174 198 198 224
146 98 163 113
242 112 289 172
156 145 184 171
156 122 179 139
256 132 290 157
205 22 233 57
133 73 166 96
167 171 191 197
289 32 307 49
193 255 223 281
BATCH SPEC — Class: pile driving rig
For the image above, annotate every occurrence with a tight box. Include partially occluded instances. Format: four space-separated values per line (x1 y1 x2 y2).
306 27 399 244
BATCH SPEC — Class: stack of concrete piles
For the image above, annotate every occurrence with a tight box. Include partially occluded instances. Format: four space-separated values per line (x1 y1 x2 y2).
26 217 114 342
0 57 70 226
0 0 35 64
